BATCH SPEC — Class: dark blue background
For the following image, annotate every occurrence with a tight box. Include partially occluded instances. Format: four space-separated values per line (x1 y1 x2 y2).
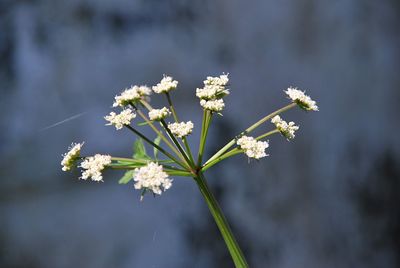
1 1 399 267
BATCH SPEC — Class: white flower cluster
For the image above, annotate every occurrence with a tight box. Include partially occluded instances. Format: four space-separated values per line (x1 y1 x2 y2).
61 142 83 171
152 75 178 94
168 121 194 138
271 115 299 140
105 109 136 130
148 107 171 121
113 85 151 107
285 87 318 111
200 99 225 112
80 154 112 181
134 162 173 195
237 136 269 159
196 74 229 112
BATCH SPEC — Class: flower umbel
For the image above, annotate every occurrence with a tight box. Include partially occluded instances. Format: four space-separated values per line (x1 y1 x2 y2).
148 107 171 121
196 74 229 113
271 115 299 140
152 75 178 94
237 136 269 159
200 99 225 112
134 162 173 196
285 87 318 111
61 142 83 171
196 74 229 100
80 154 112 181
105 109 136 130
168 121 194 138
113 85 151 107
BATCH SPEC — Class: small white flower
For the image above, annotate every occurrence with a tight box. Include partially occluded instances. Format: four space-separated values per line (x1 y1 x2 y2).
200 99 225 112
61 142 83 171
196 74 229 100
204 74 229 87
134 162 173 196
148 107 171 121
168 121 194 138
113 85 151 107
136 85 152 96
105 109 136 130
80 154 112 181
152 75 178 94
285 87 318 111
271 115 299 140
237 136 269 159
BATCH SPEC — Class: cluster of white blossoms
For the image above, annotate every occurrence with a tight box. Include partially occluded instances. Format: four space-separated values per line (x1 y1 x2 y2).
200 99 225 112
105 109 136 130
61 142 83 171
80 154 112 181
168 121 194 138
271 115 299 140
152 75 178 94
285 87 318 111
148 107 171 121
133 162 173 195
62 73 319 200
113 85 151 107
237 136 269 159
196 74 229 112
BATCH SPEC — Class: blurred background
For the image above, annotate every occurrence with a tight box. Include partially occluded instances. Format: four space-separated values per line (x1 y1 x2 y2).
1 0 399 267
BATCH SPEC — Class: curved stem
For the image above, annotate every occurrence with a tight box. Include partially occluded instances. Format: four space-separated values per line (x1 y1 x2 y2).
195 173 249 268
204 103 296 166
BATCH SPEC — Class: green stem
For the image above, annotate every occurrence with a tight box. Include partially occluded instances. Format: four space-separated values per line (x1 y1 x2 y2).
201 129 280 172
160 120 196 170
195 173 249 268
166 92 179 122
124 125 188 170
165 92 196 165
197 110 212 166
109 165 192 177
201 148 242 172
136 109 184 161
204 103 296 166
256 129 279 140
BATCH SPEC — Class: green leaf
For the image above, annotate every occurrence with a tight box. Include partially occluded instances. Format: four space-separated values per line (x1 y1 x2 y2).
133 139 150 160
153 135 162 159
118 170 135 184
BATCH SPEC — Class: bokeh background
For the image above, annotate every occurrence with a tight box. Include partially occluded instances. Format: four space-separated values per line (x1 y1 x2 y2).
1 1 399 267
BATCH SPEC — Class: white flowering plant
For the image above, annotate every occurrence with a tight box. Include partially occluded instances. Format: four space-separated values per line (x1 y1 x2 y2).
61 74 318 267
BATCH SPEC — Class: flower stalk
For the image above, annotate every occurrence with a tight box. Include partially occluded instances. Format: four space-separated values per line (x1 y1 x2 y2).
166 92 196 165
204 103 297 166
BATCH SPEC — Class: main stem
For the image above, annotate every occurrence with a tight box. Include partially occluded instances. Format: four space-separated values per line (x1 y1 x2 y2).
195 172 249 268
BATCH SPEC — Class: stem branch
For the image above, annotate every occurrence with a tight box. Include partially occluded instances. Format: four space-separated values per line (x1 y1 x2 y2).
205 103 296 165
124 125 188 170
